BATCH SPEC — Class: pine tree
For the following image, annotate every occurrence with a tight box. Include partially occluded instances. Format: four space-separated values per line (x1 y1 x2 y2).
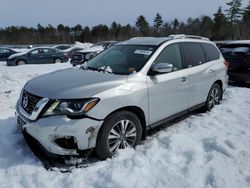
153 13 163 35
213 7 228 40
200 15 213 38
135 15 149 36
225 0 243 24
172 18 180 33
242 1 250 22
242 1 250 38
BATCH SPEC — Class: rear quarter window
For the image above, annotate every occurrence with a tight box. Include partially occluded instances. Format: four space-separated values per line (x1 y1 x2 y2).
202 43 220 61
181 42 206 68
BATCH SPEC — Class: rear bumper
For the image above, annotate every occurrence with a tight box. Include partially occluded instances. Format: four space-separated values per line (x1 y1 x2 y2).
228 71 250 82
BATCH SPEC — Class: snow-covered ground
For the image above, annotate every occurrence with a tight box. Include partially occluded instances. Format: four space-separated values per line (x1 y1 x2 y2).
0 61 250 188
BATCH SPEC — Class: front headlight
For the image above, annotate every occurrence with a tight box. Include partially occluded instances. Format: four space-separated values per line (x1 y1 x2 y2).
43 98 99 117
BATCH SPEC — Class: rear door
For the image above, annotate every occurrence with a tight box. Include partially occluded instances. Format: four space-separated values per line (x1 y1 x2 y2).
180 42 216 107
42 48 56 63
147 43 190 124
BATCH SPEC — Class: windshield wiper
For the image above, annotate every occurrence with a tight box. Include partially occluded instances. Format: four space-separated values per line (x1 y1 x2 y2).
81 65 113 74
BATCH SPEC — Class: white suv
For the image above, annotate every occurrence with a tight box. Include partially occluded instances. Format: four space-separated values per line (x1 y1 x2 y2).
16 35 228 160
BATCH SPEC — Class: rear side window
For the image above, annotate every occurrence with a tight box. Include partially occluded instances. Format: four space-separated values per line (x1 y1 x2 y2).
181 42 206 68
202 43 220 61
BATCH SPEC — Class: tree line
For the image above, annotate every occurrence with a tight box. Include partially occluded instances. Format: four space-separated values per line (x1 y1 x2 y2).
0 0 249 45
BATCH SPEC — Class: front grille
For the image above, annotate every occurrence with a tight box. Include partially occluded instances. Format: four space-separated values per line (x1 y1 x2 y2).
22 90 43 115
72 54 84 62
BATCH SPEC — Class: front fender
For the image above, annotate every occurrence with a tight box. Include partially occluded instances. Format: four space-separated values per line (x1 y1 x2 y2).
86 80 149 124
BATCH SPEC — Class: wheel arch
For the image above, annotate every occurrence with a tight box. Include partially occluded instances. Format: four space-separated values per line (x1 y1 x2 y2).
54 57 63 63
16 59 26 65
214 79 223 99
102 106 147 140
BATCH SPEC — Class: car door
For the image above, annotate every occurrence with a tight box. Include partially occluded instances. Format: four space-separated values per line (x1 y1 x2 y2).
28 49 43 64
147 43 190 125
180 42 216 108
42 48 55 63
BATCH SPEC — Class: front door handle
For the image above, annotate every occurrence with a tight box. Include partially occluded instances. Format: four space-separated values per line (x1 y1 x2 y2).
209 69 215 73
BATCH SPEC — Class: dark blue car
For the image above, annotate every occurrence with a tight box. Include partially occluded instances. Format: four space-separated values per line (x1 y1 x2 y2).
7 47 68 66
0 47 18 61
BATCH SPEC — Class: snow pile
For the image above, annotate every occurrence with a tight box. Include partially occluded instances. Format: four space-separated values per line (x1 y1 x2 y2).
0 61 250 188
74 41 93 49
12 48 29 53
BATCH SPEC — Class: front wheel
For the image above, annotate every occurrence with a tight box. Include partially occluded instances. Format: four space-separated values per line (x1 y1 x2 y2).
54 58 62 63
16 60 26 66
96 111 142 160
204 83 222 111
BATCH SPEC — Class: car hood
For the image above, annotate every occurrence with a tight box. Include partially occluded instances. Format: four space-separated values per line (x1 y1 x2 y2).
8 50 29 59
24 68 127 99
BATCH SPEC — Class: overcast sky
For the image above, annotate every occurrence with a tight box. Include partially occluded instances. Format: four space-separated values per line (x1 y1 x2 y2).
0 0 249 28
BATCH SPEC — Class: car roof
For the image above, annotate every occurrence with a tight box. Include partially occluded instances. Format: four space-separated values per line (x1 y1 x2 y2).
118 37 172 46
117 35 210 46
28 47 56 51
227 40 250 45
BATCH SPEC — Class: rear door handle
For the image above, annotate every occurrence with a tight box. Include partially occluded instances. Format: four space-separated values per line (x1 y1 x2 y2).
181 76 188 82
209 69 215 73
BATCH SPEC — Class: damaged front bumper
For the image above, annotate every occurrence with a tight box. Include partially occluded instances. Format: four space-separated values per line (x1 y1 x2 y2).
16 104 103 156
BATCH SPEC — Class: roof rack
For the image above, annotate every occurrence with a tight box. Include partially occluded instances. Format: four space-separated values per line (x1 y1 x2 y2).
169 34 209 41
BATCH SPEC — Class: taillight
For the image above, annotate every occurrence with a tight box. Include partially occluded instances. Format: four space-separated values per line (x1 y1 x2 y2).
224 61 229 69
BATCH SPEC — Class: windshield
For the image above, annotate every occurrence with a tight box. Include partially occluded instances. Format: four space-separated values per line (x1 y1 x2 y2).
85 45 156 75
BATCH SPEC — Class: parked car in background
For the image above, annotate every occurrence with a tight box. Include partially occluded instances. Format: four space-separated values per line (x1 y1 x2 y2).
60 46 84 59
16 35 228 161
70 41 117 66
219 40 250 83
214 41 232 49
53 44 72 50
7 47 68 66
0 47 18 61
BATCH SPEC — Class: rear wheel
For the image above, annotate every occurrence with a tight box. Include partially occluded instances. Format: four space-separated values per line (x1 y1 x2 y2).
96 111 142 160
54 58 62 63
204 83 222 111
16 60 26 66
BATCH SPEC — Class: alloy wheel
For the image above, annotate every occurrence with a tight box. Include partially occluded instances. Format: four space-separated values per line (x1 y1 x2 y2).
107 119 137 153
208 87 220 109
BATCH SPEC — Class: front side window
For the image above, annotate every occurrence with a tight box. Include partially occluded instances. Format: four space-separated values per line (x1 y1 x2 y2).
181 42 206 67
86 45 156 75
30 49 39 55
154 43 183 71
43 49 50 53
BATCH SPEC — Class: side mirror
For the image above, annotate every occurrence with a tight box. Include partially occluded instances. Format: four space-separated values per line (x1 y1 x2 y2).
150 63 174 75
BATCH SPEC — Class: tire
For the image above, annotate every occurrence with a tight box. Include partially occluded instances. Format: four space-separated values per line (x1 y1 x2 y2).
96 111 142 160
54 58 62 63
16 60 26 66
204 83 222 111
